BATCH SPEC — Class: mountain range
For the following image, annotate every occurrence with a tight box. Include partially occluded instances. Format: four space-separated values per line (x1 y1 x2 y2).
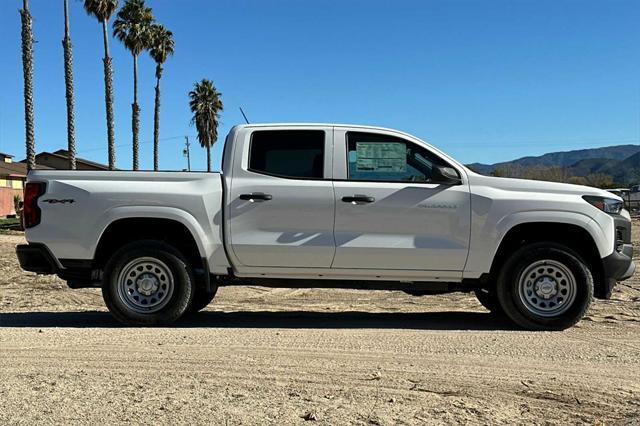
467 144 640 185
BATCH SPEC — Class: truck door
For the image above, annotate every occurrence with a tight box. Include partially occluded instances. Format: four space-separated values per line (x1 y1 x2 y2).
227 127 336 268
331 129 471 271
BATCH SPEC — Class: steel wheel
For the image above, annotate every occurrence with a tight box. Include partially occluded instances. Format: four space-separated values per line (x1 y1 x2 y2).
517 259 577 317
116 257 175 314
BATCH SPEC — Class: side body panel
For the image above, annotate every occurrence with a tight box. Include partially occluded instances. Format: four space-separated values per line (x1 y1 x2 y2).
463 173 617 279
25 171 231 274
331 127 472 272
223 125 336 269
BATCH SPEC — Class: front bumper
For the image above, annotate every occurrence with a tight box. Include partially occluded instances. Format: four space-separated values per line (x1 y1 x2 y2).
16 243 58 274
599 212 636 298
603 243 635 281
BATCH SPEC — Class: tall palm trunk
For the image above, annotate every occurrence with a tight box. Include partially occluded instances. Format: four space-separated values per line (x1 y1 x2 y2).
20 0 36 171
132 55 140 170
62 0 76 170
102 20 116 170
206 145 211 172
153 65 161 171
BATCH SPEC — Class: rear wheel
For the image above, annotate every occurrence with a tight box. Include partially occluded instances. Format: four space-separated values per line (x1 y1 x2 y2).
186 286 218 314
102 240 194 326
496 242 593 331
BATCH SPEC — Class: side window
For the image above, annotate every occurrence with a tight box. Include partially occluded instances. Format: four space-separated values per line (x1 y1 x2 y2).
347 132 453 183
249 130 325 179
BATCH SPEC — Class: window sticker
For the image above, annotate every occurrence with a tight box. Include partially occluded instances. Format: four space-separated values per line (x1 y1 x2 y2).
356 142 406 172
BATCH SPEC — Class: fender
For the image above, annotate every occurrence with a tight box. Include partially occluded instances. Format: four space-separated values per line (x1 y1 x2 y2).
463 209 613 279
91 206 230 272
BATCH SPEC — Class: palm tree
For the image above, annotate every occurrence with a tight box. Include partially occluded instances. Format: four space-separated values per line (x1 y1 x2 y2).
189 79 223 172
148 24 174 171
83 0 118 170
20 0 35 171
62 0 76 169
113 0 153 171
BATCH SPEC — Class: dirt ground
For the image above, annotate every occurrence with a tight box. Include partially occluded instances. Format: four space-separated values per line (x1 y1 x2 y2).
1 226 640 425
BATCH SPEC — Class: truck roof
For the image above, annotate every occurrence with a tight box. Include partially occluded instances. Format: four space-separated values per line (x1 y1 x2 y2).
231 123 424 138
228 123 458 169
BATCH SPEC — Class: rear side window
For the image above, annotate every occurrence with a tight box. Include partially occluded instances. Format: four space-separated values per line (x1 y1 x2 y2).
249 130 325 179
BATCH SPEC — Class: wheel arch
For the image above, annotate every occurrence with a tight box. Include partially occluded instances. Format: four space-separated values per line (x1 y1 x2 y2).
93 215 211 291
94 217 201 263
91 206 211 259
489 221 607 298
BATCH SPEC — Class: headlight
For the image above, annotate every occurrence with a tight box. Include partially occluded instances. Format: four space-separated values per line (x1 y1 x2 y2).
582 196 623 214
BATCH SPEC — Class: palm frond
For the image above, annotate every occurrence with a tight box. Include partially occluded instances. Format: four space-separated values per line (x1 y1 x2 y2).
148 24 174 65
188 79 224 150
113 0 154 56
83 0 118 22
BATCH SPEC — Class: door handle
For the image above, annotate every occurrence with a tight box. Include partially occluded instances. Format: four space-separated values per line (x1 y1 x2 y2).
239 192 273 202
341 195 375 204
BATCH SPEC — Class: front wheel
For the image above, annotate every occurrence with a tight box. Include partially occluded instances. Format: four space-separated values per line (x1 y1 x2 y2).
496 242 593 331
102 240 195 326
474 288 503 314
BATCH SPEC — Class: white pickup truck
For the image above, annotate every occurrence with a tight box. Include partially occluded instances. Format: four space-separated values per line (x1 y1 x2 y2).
16 124 635 330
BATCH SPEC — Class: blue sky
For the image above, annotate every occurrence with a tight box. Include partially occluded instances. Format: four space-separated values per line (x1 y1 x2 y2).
0 0 639 171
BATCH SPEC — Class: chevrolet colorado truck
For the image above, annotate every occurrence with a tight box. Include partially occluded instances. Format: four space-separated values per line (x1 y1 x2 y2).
16 124 635 330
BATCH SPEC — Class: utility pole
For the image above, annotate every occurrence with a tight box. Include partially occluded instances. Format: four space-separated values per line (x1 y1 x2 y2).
183 136 191 171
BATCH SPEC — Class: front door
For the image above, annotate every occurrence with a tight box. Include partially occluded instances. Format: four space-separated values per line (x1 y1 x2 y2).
332 130 471 271
227 128 336 268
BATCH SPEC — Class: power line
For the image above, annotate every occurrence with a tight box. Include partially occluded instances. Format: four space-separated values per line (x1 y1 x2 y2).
76 135 194 154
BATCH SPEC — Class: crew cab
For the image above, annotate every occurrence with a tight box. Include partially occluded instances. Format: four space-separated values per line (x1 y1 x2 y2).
16 124 635 330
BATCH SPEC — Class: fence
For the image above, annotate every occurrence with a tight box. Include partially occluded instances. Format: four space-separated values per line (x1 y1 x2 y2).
0 187 19 217
625 199 640 217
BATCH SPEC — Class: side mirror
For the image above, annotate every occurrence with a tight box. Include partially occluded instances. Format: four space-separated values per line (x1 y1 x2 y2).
432 165 462 185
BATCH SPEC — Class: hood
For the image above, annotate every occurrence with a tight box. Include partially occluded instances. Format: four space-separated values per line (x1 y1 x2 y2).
465 171 622 201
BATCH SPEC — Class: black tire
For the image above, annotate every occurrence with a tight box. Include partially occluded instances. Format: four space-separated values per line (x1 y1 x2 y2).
496 242 593 331
102 240 195 326
186 286 218 314
474 288 504 314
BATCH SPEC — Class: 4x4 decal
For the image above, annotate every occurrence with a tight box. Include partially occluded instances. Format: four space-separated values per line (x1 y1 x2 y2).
42 199 75 204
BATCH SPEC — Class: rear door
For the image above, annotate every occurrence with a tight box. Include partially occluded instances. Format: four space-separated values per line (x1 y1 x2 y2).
227 127 336 268
331 128 471 271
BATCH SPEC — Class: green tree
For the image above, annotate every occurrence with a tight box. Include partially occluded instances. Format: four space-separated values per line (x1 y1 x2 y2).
567 176 588 186
62 0 76 169
20 0 36 171
113 0 153 170
584 173 614 188
189 79 223 172
148 24 174 171
83 0 118 170
522 166 568 183
492 164 523 178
